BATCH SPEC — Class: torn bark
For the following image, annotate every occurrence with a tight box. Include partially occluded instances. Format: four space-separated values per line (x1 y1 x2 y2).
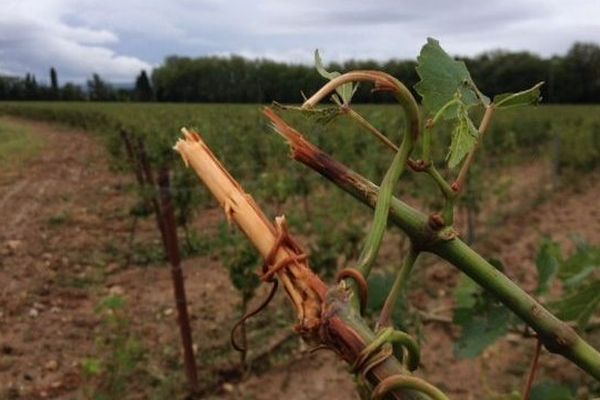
174 128 419 400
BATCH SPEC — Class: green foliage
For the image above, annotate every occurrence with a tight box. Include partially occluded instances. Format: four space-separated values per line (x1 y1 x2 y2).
529 381 574 400
83 295 146 400
552 281 600 329
82 358 102 377
447 106 479 168
456 237 600 359
493 82 544 109
130 242 165 265
452 260 515 358
415 38 487 168
314 49 358 105
0 117 44 167
415 38 482 117
222 227 261 302
535 238 562 295
308 218 363 279
47 211 73 228
533 237 600 329
558 237 600 285
366 271 415 331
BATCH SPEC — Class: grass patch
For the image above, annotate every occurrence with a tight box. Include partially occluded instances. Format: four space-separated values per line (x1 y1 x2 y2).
47 210 73 227
0 117 43 169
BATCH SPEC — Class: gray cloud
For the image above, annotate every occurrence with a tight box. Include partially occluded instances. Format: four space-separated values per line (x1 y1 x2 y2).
0 0 152 83
0 0 598 83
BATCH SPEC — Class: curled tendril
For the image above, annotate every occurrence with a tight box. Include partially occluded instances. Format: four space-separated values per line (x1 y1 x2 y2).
336 267 369 314
301 71 421 317
353 327 421 376
371 375 450 400
230 217 307 355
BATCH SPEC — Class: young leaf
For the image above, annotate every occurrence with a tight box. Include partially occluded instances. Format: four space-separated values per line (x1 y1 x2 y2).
446 105 479 168
530 381 574 400
415 38 481 117
453 302 511 358
314 49 356 105
454 273 478 308
271 101 342 125
366 272 411 330
453 264 514 358
557 238 600 286
535 238 561 295
550 281 600 329
493 82 544 109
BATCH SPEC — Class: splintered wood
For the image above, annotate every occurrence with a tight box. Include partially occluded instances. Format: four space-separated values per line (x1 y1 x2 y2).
173 128 327 333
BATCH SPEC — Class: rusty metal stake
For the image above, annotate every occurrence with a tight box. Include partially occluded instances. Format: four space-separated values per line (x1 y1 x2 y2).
158 166 199 392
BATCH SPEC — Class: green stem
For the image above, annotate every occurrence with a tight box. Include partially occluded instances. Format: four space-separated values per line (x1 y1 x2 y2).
345 107 398 153
425 164 454 199
377 248 419 329
277 126 600 381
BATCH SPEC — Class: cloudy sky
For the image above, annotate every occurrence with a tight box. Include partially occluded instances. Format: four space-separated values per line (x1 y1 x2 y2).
1 0 599 83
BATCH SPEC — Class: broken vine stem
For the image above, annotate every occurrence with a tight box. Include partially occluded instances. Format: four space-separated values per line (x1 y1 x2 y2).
174 128 430 400
264 106 600 381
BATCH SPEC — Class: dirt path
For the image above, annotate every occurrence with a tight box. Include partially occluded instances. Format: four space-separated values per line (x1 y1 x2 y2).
1 117 599 399
0 117 135 398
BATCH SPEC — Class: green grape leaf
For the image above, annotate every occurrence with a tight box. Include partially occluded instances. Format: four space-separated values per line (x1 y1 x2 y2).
453 302 511 358
446 105 479 168
314 49 356 105
415 38 481 118
550 281 600 329
493 82 544 109
271 101 341 125
557 238 600 287
535 238 562 295
530 382 574 400
314 49 341 81
454 274 479 308
366 272 410 330
453 265 513 358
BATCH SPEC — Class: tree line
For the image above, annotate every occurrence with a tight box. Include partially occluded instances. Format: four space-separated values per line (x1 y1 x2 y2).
1 42 599 103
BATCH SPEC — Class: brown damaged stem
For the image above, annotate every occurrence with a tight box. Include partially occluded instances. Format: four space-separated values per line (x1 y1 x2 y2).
174 128 326 333
174 128 426 400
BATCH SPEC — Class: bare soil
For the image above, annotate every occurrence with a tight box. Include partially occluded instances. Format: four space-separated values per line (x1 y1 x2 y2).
1 117 599 399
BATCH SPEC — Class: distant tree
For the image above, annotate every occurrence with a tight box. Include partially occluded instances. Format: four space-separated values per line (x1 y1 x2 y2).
50 67 59 100
0 77 8 100
134 70 153 101
553 42 600 103
61 83 85 101
24 73 39 100
87 73 115 101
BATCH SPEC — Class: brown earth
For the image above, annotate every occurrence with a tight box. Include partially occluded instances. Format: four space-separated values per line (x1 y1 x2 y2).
1 116 599 399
